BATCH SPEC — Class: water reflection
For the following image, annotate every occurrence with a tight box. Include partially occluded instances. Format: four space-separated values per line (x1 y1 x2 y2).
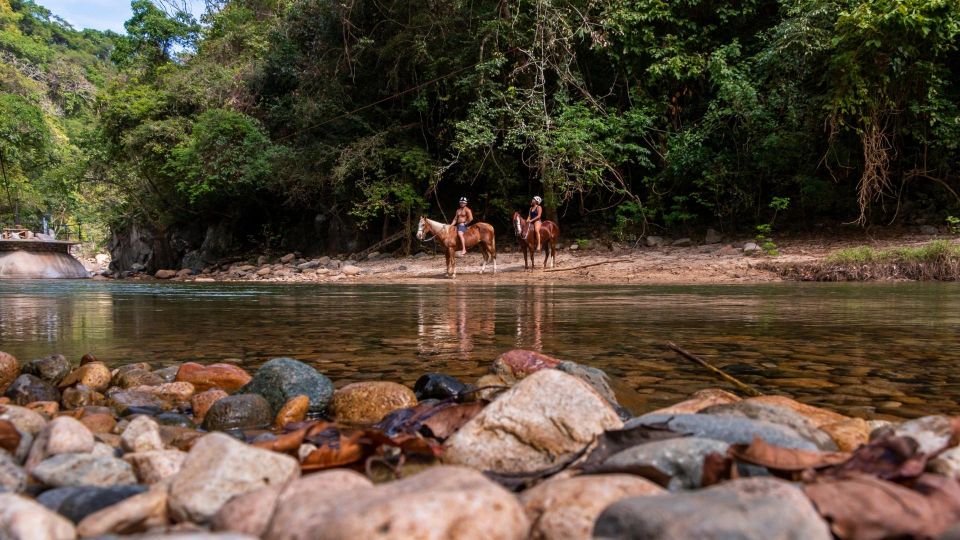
1 280 959 418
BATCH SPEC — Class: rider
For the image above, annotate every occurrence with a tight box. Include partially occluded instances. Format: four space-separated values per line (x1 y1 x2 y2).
528 196 543 252
451 196 473 256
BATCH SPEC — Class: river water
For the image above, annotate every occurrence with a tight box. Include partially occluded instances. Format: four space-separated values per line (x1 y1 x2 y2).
1 280 958 418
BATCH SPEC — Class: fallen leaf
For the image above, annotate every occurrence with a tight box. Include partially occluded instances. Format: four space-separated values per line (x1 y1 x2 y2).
804 473 960 540
730 436 850 472
301 428 367 471
0 420 19 454
824 434 929 482
419 402 484 439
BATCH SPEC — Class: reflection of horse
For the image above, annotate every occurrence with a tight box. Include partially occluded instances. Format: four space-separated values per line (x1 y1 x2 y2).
512 211 560 269
416 217 497 278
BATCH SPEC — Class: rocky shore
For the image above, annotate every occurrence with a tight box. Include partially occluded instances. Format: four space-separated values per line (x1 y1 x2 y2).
2 348 960 539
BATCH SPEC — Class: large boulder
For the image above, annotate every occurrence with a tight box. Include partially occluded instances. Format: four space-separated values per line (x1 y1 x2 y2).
444 369 622 474
594 477 831 539
239 358 334 415
625 413 819 450
600 437 731 491
264 466 528 540
0 493 76 540
168 432 299 524
520 474 664 540
331 382 418 425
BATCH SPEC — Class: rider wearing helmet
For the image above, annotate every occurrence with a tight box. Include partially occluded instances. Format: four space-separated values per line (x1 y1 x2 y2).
528 196 543 252
451 196 473 256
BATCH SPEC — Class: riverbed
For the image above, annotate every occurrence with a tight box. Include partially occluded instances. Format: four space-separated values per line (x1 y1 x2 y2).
1 280 958 418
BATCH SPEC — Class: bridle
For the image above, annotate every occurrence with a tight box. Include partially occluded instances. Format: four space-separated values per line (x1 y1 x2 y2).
416 217 436 243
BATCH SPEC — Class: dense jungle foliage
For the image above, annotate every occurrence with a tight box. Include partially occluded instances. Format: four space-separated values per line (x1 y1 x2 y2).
2 0 959 257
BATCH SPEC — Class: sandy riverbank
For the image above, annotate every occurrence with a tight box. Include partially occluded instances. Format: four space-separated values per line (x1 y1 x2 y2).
129 231 957 285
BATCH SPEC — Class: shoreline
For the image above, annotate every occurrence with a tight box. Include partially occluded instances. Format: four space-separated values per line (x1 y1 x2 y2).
102 232 960 285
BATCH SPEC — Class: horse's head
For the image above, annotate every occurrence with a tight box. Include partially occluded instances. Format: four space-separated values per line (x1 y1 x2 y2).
415 216 427 240
512 212 523 237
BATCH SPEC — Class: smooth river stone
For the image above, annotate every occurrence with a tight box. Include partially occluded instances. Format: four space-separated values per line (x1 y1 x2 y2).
3 374 60 405
700 401 838 451
444 369 622 474
176 362 252 392
625 414 819 450
191 389 228 422
240 358 334 415
332 382 417 425
59 362 112 393
600 437 731 491
32 454 137 488
0 493 76 540
274 395 309 427
0 351 19 394
202 394 273 431
22 355 71 385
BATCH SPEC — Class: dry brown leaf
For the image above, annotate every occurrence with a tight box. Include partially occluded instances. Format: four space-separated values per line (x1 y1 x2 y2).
804 473 960 540
730 436 850 472
419 402 484 439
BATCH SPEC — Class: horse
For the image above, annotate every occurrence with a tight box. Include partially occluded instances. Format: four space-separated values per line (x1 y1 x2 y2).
416 217 497 278
513 211 560 269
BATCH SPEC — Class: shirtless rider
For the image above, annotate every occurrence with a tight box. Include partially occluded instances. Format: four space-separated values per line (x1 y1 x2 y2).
452 197 473 256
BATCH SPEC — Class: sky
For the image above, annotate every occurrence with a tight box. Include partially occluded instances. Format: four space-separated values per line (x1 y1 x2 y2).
36 0 205 34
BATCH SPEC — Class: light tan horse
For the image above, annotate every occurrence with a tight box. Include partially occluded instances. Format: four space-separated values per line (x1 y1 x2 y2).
416 217 497 277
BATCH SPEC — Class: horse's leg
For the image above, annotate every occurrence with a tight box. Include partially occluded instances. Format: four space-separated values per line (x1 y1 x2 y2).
551 238 557 268
479 243 487 274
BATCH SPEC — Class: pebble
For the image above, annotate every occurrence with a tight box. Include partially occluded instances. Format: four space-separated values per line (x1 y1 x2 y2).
22 355 72 385
413 373 470 401
3 374 60 405
121 415 164 453
59 362 112 393
520 474 664 540
168 432 299 523
32 453 137 488
114 367 164 389
176 363 252 393
202 394 273 431
332 382 418 425
274 395 309 427
49 485 148 523
701 401 838 450
191 389 228 423
239 358 334 416
61 385 105 409
75 484 169 537
106 389 168 415
0 493 76 540
602 436 731 490
626 413 820 450
0 451 26 493
26 416 95 471
124 449 187 484
595 477 831 539
0 351 19 394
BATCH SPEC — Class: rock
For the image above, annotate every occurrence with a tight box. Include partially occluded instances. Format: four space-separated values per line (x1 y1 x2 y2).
121 416 164 453
26 416 95 471
746 395 848 426
819 417 870 452
32 453 137 488
444 369 622 474
648 388 741 415
202 394 273 431
0 493 76 540
61 385 105 410
700 401 838 450
274 395 309 427
625 413 819 450
176 363 252 393
240 358 334 416
601 437 730 490
332 382 418 425
521 474 663 540
0 404 46 436
53 485 148 523
3 374 60 405
79 412 117 434
672 237 692 247
493 349 560 382
125 449 187 484
79 353 98 365
75 484 168 537
59 362 112 393
265 466 527 540
0 352 20 394
169 432 299 524
37 486 89 511
596 477 830 539
212 484 284 537
341 264 362 276
644 236 664 247
413 373 470 401
0 452 26 493
155 269 177 279
255 470 374 537
296 260 319 270
255 267 272 277
106 389 167 415
191 389 228 422
115 368 164 389
27 401 59 418
23 355 72 385
130 382 196 406
280 253 296 264
556 360 626 418
176 268 193 278
705 228 723 244
152 365 180 382
743 242 760 253
895 415 955 454
155 412 196 428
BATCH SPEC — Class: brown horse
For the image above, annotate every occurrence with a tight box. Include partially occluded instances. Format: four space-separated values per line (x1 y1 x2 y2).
513 211 560 269
416 217 497 278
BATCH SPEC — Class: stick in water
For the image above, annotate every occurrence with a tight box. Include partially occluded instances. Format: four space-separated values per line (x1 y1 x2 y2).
665 341 763 397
